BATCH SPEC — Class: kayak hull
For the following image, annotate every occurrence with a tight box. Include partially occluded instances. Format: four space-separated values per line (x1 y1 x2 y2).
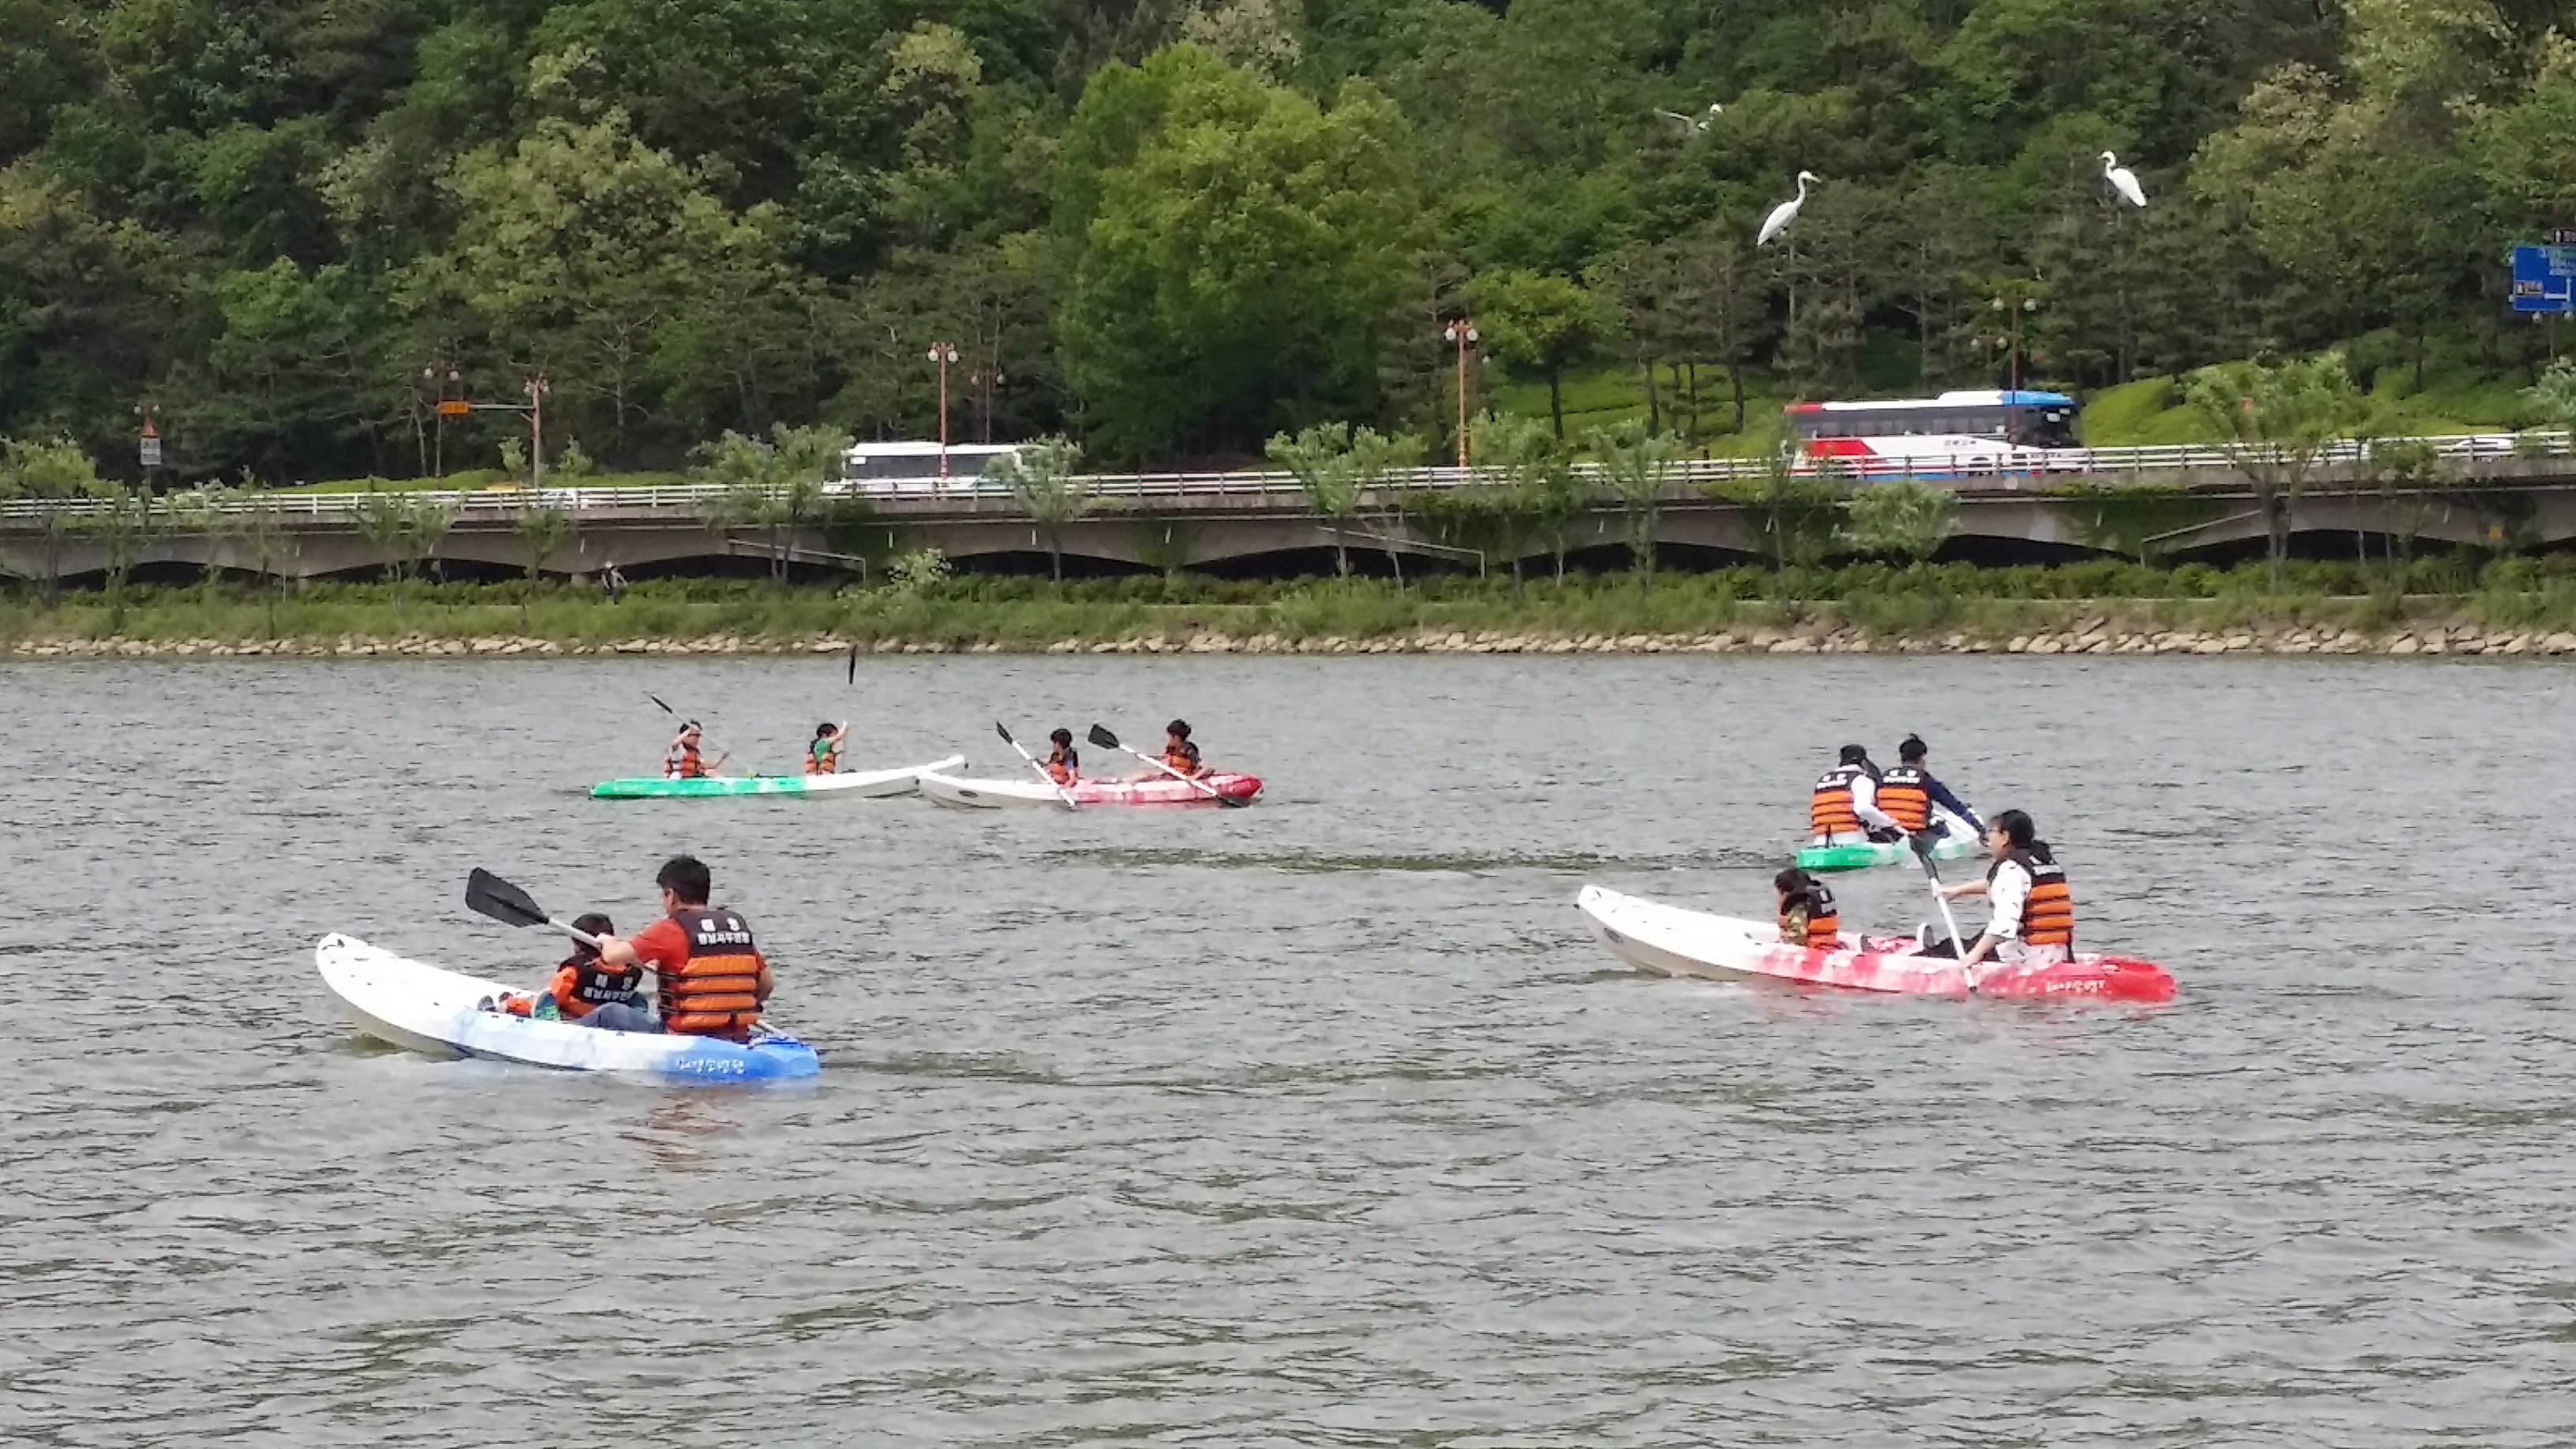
315 934 821 1081
1576 886 2175 1003
918 770 1263 810
591 755 964 800
1795 813 1979 874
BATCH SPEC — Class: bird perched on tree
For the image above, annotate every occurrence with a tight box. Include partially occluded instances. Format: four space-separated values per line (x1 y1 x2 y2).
1653 102 1724 136
1758 171 1819 246
2100 151 2148 208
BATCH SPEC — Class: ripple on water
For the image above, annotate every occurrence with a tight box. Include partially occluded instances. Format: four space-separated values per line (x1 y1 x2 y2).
4 655 2575 1447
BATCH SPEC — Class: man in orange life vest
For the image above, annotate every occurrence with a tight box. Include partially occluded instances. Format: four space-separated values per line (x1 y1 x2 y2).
1808 743 1902 846
1877 734 1983 841
584 856 776 1040
1936 809 2075 974
495 912 648 1023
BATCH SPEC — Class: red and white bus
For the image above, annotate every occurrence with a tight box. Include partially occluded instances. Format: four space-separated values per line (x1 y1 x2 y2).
1788 390 2081 475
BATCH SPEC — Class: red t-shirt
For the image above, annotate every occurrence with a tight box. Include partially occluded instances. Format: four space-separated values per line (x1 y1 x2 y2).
629 918 691 975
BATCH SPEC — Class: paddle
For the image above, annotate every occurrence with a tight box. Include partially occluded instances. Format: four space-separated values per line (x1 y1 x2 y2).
466 867 604 949
846 642 859 686
1908 835 1979 987
994 721 1079 811
645 691 733 776
1086 724 1244 807
465 868 780 1032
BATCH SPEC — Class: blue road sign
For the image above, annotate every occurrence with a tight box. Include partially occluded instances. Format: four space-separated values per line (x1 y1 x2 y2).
2511 244 2576 315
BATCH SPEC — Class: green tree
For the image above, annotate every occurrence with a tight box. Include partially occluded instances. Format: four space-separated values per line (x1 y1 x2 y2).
1842 481 1960 565
987 435 1089 584
1582 420 1680 579
1473 270 1620 440
1476 410 1585 585
0 435 110 605
2183 353 2368 590
1716 443 1847 606
80 484 163 630
695 424 849 589
1057 49 1419 459
2524 358 2576 447
511 505 576 626
349 488 456 619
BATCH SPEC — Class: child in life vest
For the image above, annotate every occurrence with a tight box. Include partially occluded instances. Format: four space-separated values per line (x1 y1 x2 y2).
497 913 645 1020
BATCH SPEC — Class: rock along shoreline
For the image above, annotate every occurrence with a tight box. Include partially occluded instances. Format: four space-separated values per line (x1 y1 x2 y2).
11 619 2576 660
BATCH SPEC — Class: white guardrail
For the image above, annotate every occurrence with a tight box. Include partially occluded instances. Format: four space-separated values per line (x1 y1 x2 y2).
1 432 2567 523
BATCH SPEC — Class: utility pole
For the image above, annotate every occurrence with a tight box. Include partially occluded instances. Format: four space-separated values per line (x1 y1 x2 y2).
1443 319 1480 468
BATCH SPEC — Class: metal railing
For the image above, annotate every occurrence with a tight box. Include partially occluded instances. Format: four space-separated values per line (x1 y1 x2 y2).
2 431 2567 523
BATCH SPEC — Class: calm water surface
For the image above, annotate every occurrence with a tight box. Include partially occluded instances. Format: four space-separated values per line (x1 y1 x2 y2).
5 655 2574 1447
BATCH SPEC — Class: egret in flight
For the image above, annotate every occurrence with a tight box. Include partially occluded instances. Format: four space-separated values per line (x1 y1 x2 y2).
2101 151 2147 208
1758 171 1818 246
1653 103 1724 136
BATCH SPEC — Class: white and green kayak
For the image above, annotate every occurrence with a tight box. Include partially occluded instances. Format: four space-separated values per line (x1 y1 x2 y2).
592 754 964 800
1795 812 1979 874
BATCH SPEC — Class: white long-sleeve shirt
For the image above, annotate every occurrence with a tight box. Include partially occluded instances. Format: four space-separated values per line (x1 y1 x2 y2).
1982 856 2031 942
1849 772 1899 833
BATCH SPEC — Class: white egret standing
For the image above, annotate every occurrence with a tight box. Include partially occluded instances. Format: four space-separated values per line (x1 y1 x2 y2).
1653 102 1725 136
2100 151 2147 208
1757 170 1818 246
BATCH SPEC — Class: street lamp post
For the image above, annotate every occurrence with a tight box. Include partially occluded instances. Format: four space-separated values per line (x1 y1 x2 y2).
928 342 960 482
1989 294 2040 391
1443 318 1479 468
423 365 463 479
526 376 549 491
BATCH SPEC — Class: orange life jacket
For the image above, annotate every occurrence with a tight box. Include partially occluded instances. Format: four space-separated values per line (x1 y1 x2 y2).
1780 882 1840 949
1163 740 1203 777
1996 850 2075 949
656 906 769 1041
806 739 840 776
1876 765 1932 833
1809 764 1865 837
1045 747 1079 785
554 954 645 1020
666 740 706 779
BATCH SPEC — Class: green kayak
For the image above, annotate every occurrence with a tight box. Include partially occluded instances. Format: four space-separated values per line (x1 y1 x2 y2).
1795 829 1976 874
591 755 963 800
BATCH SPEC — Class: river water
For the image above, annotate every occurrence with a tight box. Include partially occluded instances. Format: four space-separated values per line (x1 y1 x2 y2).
5 655 2574 1447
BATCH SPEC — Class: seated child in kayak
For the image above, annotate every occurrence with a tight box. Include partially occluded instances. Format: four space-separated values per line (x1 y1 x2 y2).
1045 728 1080 785
496 913 648 1022
807 721 846 776
1160 719 1211 779
1773 868 1842 949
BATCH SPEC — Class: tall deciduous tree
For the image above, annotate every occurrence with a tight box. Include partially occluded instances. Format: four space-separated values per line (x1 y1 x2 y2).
1058 48 1419 461
1473 270 1620 441
987 435 1088 584
2184 353 2368 590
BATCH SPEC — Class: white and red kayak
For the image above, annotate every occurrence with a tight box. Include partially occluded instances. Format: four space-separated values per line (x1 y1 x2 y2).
917 769 1263 809
1577 885 2176 1003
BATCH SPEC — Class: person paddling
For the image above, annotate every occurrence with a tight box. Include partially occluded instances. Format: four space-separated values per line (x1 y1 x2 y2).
1935 809 2074 976
665 722 710 780
1880 734 1982 839
496 912 648 1023
586 856 776 1040
1809 743 1899 845
1160 719 1211 780
807 721 847 777
1044 728 1081 786
1773 867 1842 949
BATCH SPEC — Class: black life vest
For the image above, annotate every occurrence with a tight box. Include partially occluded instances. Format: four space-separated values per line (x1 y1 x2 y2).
559 954 646 1017
1780 882 1840 949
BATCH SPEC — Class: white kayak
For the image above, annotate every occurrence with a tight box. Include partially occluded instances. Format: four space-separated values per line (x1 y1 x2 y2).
917 769 1264 809
1576 886 2177 1002
591 755 964 799
316 933 822 1081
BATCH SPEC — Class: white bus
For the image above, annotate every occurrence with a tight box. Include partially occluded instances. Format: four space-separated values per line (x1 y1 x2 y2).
837 440 1025 495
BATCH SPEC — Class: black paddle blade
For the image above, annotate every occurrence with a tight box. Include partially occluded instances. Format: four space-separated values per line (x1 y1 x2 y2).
1087 724 1120 751
465 868 552 930
646 692 676 717
994 721 1016 743
846 643 858 685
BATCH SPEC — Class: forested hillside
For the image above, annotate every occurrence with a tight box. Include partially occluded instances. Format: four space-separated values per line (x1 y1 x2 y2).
3 0 2572 481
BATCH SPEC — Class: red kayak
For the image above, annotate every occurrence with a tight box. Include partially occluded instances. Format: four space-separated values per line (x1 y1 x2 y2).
1578 886 2177 1003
